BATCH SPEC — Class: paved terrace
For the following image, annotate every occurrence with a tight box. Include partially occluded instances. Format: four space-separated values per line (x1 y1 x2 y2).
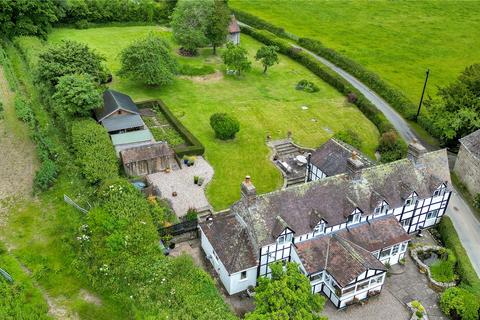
146 156 213 217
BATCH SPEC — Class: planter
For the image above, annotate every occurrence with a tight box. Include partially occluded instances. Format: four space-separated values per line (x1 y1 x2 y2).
407 301 428 320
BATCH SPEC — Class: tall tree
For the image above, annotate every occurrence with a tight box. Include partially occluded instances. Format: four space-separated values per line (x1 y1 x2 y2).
206 0 230 55
171 0 214 55
424 63 480 146
245 262 326 320
118 33 178 86
0 0 65 39
255 45 280 74
222 42 251 76
37 40 108 88
52 74 102 119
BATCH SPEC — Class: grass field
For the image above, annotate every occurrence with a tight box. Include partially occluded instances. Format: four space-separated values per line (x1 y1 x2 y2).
230 0 480 106
46 26 380 209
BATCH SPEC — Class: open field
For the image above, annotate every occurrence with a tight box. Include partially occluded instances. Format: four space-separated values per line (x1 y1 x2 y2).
45 26 380 209
230 0 480 106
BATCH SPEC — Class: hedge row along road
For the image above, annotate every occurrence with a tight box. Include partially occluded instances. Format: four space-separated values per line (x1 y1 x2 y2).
237 21 480 277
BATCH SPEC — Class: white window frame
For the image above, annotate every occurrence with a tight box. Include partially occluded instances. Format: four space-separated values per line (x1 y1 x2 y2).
402 218 412 227
349 213 360 224
370 274 384 286
400 242 407 252
426 209 439 220
391 244 399 256
310 271 323 284
313 222 325 234
379 248 391 259
240 271 247 280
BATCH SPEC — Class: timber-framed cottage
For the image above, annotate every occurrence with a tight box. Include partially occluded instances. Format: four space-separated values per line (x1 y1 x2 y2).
199 141 452 308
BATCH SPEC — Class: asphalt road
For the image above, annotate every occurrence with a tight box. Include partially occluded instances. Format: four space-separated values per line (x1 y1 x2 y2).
292 43 480 276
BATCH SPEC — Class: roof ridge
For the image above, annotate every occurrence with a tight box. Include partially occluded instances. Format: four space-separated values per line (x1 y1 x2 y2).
333 235 370 270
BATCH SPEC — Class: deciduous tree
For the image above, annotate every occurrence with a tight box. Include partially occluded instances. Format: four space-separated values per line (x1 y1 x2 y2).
171 0 214 55
222 42 251 75
118 33 178 86
206 0 230 54
255 45 279 74
245 262 327 320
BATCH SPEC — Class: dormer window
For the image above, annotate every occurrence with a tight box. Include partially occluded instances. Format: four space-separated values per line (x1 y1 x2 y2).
348 213 361 224
277 233 293 245
313 221 325 234
405 193 418 206
433 184 446 197
374 202 389 216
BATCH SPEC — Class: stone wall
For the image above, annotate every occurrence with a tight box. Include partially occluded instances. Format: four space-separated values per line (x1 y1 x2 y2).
454 144 480 195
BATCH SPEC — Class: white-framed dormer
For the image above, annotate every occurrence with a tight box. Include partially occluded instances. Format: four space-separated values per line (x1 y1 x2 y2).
313 219 327 236
433 183 447 198
277 229 293 245
373 200 390 217
347 208 362 225
404 192 418 207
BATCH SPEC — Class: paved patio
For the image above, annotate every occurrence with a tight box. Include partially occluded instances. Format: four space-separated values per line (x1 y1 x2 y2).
146 156 214 217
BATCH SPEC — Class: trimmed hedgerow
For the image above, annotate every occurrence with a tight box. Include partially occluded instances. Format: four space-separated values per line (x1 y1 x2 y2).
71 119 118 184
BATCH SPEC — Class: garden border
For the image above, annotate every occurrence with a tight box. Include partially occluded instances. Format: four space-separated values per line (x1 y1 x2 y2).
136 99 205 157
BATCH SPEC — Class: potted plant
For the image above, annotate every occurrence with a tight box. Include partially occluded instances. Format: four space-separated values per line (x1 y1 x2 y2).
197 177 205 186
194 176 199 184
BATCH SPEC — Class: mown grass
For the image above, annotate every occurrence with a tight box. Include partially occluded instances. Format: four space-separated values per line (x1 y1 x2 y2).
229 0 480 107
46 26 380 209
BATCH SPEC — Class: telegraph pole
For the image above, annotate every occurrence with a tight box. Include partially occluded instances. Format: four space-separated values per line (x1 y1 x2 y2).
416 69 430 120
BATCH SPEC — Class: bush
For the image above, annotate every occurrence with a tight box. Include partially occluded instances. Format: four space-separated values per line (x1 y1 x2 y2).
178 64 216 76
185 208 198 221
33 159 58 193
296 79 319 93
437 218 480 288
334 129 362 150
74 19 91 29
14 96 35 129
440 287 480 320
377 130 407 162
430 248 457 283
473 194 480 209
71 119 118 184
210 113 240 140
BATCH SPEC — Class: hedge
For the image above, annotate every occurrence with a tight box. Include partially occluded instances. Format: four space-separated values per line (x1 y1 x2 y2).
232 8 417 120
137 100 205 157
437 217 480 288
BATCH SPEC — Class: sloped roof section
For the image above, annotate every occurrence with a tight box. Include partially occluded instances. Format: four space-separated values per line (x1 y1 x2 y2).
110 129 152 146
200 212 257 274
310 138 373 177
121 142 174 164
459 129 480 158
231 149 450 248
96 89 139 121
102 114 144 133
296 234 386 287
229 15 240 33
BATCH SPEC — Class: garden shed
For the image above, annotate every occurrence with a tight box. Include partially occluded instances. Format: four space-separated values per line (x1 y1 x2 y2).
111 129 154 155
228 15 240 45
121 142 178 176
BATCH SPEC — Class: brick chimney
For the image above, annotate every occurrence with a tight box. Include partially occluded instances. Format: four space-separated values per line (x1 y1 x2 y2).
407 139 426 163
347 151 364 180
241 175 256 206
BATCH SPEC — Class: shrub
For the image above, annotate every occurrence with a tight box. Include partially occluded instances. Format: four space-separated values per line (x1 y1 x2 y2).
334 130 362 150
440 287 480 320
437 217 480 288
178 64 215 76
473 194 480 209
377 130 407 163
33 159 58 193
296 79 319 93
185 208 198 221
14 96 35 129
210 113 240 140
71 119 118 184
74 19 91 29
430 248 457 283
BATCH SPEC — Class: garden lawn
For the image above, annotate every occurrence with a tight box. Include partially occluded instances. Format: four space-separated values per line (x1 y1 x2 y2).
230 0 480 108
47 26 380 209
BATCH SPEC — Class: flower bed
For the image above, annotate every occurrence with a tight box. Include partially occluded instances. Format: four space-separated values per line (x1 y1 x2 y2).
410 245 457 291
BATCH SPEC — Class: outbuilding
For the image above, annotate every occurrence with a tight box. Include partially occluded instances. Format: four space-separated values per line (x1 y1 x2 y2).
228 15 240 45
121 142 178 176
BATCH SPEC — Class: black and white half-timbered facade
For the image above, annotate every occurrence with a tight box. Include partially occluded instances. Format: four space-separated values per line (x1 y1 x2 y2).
199 142 452 308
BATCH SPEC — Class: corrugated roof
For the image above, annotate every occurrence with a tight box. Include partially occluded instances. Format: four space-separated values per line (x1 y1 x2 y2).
102 114 144 132
96 89 139 121
111 129 152 146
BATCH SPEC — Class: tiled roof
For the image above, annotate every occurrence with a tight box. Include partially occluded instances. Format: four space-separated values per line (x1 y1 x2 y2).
228 15 240 33
231 149 450 248
296 235 386 287
459 129 480 158
200 212 257 274
309 138 373 177
337 216 410 252
120 142 174 164
96 89 139 121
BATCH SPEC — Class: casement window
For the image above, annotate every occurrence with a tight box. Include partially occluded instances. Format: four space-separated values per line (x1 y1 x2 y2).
348 213 361 224
374 203 389 216
342 285 356 296
405 196 417 206
402 218 412 227
400 242 408 252
379 248 391 259
426 209 439 220
356 280 370 291
310 272 323 283
370 275 384 286
313 222 325 234
391 244 400 256
277 233 293 245
433 185 446 197
240 271 247 280
324 273 331 285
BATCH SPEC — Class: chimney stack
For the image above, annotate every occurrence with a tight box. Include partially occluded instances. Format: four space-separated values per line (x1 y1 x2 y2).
347 151 364 180
407 139 426 163
241 175 256 206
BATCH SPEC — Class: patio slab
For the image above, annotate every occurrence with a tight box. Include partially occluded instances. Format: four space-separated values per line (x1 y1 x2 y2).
147 156 214 217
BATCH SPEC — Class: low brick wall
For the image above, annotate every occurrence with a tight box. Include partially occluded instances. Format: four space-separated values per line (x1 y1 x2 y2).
410 245 457 291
